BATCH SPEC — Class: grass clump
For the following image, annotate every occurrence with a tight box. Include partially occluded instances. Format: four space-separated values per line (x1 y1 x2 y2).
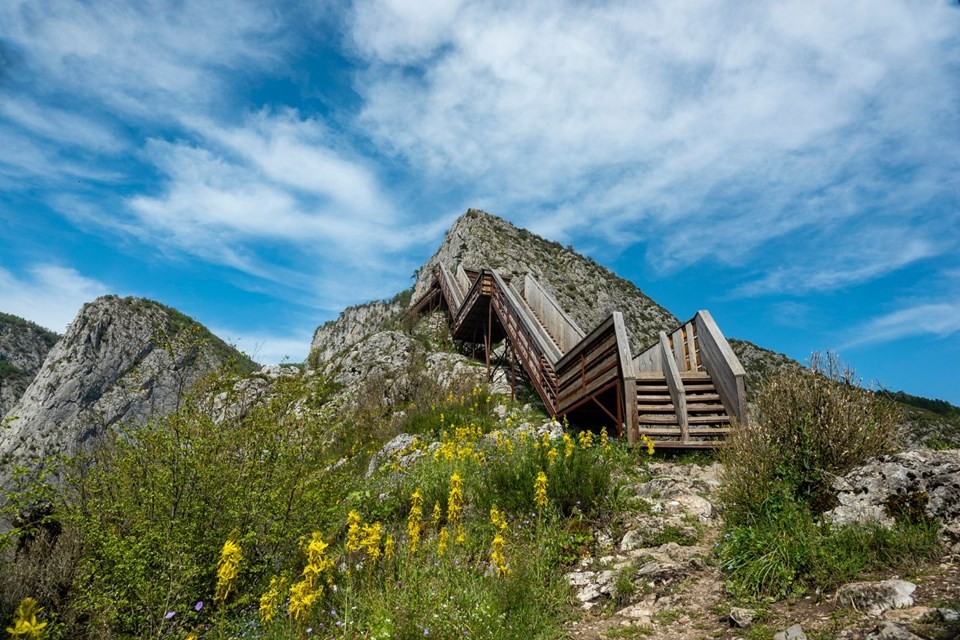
717 352 938 600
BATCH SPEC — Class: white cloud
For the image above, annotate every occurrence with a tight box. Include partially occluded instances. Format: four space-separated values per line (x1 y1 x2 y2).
0 265 112 333
0 0 286 118
843 301 960 349
352 0 960 282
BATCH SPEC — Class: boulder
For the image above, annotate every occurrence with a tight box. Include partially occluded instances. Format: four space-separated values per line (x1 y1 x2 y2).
836 580 916 617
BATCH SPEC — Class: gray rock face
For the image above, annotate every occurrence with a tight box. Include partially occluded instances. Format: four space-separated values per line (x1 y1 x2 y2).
309 297 407 367
0 312 61 417
826 450 960 528
864 622 925 640
773 624 807 640
837 580 916 617
0 296 250 480
413 209 678 354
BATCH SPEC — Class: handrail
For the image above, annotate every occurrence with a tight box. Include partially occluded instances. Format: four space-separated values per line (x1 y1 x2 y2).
522 275 585 353
455 265 471 297
693 310 747 424
437 263 464 309
660 331 689 443
491 272 562 365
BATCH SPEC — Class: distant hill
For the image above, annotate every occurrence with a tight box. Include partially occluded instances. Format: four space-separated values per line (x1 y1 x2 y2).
0 312 61 417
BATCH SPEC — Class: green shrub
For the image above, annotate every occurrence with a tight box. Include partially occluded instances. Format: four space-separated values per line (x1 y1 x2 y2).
721 352 900 523
717 353 936 600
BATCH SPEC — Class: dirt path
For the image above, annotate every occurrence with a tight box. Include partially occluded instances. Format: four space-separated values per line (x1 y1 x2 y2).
563 460 960 640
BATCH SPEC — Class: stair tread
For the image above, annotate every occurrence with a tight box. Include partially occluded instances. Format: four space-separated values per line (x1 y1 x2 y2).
636 394 671 401
688 415 731 424
684 393 720 401
637 404 675 412
686 403 726 412
638 416 680 425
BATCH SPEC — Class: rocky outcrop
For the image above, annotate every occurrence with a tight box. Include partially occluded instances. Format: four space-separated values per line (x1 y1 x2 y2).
0 296 255 481
309 295 408 368
826 450 960 532
412 209 678 354
0 313 61 417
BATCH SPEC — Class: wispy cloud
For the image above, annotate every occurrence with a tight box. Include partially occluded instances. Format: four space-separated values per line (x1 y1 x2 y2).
0 265 111 333
843 301 960 349
352 0 960 288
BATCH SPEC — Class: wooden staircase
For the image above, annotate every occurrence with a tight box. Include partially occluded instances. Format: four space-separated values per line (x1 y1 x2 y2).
405 263 747 448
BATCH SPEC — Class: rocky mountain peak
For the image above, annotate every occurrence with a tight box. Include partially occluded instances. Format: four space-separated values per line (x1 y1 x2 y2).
413 208 678 352
0 295 255 477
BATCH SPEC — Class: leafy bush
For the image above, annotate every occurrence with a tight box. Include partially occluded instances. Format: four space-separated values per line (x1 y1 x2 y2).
716 353 935 600
57 372 349 637
721 352 900 522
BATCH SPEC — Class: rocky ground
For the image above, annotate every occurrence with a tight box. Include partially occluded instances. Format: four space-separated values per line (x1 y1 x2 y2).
563 458 960 640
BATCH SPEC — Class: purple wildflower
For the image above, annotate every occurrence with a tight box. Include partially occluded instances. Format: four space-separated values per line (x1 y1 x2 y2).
195 601 204 612
164 611 176 620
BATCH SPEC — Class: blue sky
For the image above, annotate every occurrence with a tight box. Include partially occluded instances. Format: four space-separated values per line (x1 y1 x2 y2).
0 1 958 403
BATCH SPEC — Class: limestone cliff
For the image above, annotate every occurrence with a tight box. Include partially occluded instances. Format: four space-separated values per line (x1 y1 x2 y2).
0 313 60 417
0 297 255 478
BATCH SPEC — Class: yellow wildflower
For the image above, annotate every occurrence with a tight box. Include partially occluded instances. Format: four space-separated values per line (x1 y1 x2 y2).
215 536 242 604
303 532 334 583
490 505 508 532
384 535 395 560
447 472 464 524
361 522 383 561
641 434 655 456
6 598 47 640
455 525 467 545
431 501 442 529
288 579 319 622
578 430 594 449
346 510 362 552
600 427 610 452
563 433 574 458
437 526 449 556
491 534 509 577
408 490 423 552
534 472 549 512
547 447 557 465
259 575 288 624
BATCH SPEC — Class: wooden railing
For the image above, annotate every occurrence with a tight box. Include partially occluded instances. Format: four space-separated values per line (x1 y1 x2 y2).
522 275 585 353
659 331 689 442
693 310 747 425
406 264 745 447
633 311 747 426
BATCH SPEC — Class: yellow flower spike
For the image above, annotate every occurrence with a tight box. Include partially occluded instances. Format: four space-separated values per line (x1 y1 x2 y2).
547 447 557 465
578 430 594 449
447 472 464 524
346 510 362 553
259 575 288 624
215 536 243 604
534 472 549 512
563 433 574 459
6 597 47 640
361 522 383 561
455 525 466 545
431 501 442 529
490 505 508 532
600 427 610 452
491 533 510 577
408 490 423 552
384 535 395 560
437 526 449 556
288 579 320 621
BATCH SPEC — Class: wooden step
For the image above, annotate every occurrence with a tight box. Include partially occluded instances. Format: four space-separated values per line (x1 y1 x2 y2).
638 415 679 425
688 415 731 424
680 427 731 435
680 372 711 380
636 394 671 402
684 393 720 402
686 403 726 412
637 404 675 412
637 428 683 436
